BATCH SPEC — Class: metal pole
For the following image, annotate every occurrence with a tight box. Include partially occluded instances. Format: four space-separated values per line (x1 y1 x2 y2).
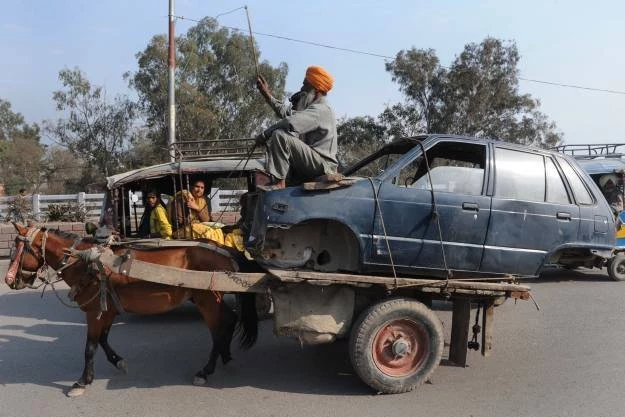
168 0 176 162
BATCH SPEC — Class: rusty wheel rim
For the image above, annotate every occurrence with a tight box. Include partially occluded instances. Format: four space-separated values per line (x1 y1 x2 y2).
371 319 429 377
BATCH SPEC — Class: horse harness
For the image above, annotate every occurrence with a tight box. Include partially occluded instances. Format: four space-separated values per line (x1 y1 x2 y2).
12 227 124 315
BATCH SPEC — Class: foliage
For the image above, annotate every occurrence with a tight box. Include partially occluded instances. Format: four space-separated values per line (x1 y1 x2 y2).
0 99 45 194
46 202 87 222
2 195 32 223
384 38 563 147
45 67 138 186
40 146 85 193
127 17 288 162
337 116 387 169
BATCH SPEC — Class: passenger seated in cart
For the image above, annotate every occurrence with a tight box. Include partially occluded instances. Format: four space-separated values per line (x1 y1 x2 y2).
138 189 172 239
599 174 624 217
168 179 224 242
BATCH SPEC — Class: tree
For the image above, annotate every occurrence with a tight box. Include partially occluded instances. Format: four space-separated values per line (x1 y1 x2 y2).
384 38 563 147
40 146 84 193
337 116 387 169
0 99 45 194
46 67 137 187
127 17 288 161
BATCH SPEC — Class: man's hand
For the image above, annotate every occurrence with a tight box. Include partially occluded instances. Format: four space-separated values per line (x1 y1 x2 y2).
255 132 268 146
256 75 271 99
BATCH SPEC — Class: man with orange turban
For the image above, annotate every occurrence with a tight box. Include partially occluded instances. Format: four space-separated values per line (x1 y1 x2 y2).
255 65 338 189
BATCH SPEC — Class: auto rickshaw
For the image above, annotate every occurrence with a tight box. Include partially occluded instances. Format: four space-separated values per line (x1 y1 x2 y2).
552 143 625 281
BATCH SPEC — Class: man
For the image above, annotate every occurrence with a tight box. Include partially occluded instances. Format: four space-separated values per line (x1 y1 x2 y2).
600 174 624 216
255 65 338 189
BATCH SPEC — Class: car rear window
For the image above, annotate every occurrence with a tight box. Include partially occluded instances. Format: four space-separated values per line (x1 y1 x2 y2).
494 148 545 202
545 157 571 204
557 158 594 205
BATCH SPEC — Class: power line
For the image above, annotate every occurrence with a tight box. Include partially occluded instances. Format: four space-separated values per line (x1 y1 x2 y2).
173 14 625 96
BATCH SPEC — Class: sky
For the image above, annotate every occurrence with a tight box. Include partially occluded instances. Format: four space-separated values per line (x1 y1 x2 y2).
2 0 624 146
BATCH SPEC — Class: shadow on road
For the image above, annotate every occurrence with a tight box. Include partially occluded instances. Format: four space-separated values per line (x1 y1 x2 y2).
0 289 371 396
533 267 613 283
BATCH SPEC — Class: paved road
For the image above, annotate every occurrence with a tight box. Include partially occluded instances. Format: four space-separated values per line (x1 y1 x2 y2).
1 260 624 417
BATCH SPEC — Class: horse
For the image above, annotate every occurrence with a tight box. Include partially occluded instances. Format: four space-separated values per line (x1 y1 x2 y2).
4 222 260 397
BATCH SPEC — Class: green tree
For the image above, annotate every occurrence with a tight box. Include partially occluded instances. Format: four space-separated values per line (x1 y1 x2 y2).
0 99 45 194
46 67 137 186
127 17 288 161
337 116 387 169
385 38 562 147
40 146 84 193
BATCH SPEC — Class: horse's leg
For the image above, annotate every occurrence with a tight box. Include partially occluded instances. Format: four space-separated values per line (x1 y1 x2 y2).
97 312 127 373
217 302 238 364
191 291 237 385
67 310 104 397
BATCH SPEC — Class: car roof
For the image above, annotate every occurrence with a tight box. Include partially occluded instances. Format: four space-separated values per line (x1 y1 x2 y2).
106 158 264 189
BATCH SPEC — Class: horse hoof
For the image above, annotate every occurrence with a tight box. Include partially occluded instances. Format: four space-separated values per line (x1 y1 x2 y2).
67 385 86 397
192 376 207 386
116 359 128 373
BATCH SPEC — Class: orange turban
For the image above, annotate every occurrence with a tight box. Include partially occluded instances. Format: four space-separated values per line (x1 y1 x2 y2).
305 66 334 93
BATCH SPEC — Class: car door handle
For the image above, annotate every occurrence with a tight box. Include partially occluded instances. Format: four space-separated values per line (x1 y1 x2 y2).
462 202 479 211
556 212 571 220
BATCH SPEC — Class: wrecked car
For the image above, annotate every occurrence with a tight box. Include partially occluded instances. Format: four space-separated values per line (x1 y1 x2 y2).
245 134 616 278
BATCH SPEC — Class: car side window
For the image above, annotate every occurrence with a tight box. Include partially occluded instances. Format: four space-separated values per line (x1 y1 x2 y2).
557 157 594 205
545 157 571 204
495 148 545 201
395 141 486 195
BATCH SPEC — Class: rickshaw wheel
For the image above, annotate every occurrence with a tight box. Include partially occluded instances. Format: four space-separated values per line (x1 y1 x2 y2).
349 298 444 394
608 253 625 281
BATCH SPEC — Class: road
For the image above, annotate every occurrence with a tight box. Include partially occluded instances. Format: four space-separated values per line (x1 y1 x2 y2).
1 260 625 417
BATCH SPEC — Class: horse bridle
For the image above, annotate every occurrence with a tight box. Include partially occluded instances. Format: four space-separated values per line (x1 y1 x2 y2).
8 227 78 289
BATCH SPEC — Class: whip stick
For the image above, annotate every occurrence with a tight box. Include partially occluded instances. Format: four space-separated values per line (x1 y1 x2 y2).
244 5 260 77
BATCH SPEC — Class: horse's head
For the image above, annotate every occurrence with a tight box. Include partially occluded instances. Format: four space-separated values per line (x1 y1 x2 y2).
4 222 47 290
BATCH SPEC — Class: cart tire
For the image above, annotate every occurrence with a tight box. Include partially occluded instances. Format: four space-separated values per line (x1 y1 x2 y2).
348 297 444 394
608 253 625 281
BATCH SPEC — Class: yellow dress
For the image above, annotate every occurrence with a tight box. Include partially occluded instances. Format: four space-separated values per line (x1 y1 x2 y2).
149 205 172 239
168 190 225 244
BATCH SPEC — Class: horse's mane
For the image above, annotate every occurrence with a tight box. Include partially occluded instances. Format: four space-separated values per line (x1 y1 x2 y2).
44 227 99 244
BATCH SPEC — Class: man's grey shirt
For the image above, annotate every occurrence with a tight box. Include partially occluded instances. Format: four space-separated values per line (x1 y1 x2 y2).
264 96 338 164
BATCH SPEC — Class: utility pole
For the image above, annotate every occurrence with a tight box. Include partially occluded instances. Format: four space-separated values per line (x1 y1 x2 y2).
168 0 176 162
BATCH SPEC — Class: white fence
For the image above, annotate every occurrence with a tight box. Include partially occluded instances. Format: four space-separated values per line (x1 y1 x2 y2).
0 189 246 223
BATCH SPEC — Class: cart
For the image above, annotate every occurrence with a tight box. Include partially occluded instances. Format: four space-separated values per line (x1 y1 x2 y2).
97 243 532 394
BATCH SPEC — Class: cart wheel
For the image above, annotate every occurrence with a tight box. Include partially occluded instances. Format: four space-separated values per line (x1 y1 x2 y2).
348 297 444 394
608 253 625 281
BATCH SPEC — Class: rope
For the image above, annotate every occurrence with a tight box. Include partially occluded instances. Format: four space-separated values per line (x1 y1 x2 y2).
367 177 398 288
212 142 258 224
417 141 452 280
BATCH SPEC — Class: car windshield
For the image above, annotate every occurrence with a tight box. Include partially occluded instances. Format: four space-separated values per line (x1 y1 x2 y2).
343 139 420 177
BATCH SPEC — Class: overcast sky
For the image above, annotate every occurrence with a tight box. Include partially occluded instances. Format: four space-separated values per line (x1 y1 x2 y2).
2 0 624 145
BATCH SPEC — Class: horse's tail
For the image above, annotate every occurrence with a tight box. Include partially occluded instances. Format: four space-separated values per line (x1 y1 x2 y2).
235 293 258 349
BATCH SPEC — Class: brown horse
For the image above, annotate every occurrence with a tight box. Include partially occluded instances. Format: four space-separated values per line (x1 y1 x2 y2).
4 223 259 397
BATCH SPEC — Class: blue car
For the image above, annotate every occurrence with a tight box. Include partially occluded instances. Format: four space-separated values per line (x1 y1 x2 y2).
246 134 615 279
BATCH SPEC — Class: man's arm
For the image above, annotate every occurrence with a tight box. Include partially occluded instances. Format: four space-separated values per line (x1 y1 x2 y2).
257 75 292 118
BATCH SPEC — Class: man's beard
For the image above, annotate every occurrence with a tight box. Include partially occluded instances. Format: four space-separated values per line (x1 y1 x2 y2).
292 89 317 111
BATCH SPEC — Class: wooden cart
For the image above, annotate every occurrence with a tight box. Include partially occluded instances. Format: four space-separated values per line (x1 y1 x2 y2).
100 247 531 394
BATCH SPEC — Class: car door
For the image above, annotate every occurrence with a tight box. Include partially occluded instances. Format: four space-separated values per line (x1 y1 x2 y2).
366 139 491 275
482 147 580 276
